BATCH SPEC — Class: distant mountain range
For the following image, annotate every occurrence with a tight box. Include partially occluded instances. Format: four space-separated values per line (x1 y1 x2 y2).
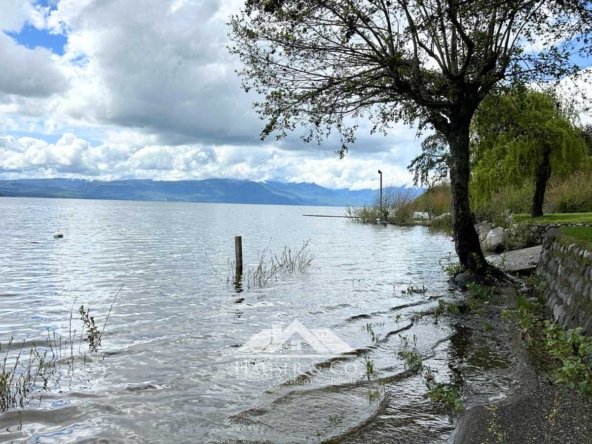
0 178 423 207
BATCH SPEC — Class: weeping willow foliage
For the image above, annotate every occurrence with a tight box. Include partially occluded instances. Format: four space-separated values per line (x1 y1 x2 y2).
470 88 586 212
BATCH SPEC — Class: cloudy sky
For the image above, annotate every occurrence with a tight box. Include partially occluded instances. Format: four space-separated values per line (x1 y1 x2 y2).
0 0 423 190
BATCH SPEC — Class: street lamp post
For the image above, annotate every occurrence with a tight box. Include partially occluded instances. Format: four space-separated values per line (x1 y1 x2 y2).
378 170 383 220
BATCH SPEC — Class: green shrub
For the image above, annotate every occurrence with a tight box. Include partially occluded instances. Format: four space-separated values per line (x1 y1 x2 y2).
385 188 418 224
505 223 540 249
389 202 416 224
545 323 592 395
413 183 452 217
429 213 453 231
347 187 418 224
546 169 592 213
473 184 533 226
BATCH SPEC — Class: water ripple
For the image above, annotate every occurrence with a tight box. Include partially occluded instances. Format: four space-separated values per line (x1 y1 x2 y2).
0 198 456 442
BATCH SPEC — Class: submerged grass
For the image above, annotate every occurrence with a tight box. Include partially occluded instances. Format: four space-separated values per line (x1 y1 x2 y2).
231 240 314 288
398 350 423 371
0 287 121 413
425 380 463 413
0 337 56 412
421 366 463 413
363 355 375 380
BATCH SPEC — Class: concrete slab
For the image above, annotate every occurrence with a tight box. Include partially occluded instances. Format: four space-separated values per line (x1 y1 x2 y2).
487 245 542 273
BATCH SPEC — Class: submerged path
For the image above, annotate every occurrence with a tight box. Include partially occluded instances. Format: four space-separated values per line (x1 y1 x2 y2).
452 285 592 443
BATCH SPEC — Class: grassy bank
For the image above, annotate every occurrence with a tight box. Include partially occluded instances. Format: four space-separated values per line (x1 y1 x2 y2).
514 212 592 224
559 226 592 250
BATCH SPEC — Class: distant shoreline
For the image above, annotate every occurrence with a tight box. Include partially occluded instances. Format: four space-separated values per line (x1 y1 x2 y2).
0 178 422 208
0 194 352 208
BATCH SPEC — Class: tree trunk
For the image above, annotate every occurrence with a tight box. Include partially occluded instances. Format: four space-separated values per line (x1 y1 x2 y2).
445 119 488 273
531 147 552 217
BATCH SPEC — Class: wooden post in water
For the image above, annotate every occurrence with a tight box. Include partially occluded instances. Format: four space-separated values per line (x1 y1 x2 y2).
235 236 243 280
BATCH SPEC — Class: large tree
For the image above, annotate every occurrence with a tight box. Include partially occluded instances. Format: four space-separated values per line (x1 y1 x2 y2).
471 88 586 217
229 0 592 273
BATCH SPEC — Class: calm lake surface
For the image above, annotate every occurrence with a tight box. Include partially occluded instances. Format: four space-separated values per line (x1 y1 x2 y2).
0 197 473 443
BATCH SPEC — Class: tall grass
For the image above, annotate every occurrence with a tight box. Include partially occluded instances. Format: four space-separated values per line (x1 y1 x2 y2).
345 204 382 223
347 187 418 224
546 169 592 213
387 188 417 224
413 183 451 218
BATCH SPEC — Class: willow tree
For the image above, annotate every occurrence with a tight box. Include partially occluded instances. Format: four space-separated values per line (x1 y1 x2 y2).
229 0 592 273
471 88 586 217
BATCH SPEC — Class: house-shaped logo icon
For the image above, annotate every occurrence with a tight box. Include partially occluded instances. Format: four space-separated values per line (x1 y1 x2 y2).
236 320 355 357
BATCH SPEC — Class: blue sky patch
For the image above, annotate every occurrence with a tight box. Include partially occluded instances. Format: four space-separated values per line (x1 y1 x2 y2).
35 0 59 11
6 23 67 55
7 131 62 144
7 130 104 147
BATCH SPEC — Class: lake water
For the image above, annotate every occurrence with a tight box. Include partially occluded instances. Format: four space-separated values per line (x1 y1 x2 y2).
0 198 467 442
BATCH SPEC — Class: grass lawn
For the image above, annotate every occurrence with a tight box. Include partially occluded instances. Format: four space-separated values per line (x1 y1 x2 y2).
514 212 592 248
559 226 592 249
514 212 592 224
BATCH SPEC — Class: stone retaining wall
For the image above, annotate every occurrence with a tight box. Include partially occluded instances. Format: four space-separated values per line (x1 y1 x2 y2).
537 229 592 334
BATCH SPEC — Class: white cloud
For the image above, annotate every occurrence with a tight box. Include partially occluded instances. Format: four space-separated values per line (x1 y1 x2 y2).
0 133 94 174
557 68 592 126
0 130 417 187
0 0 36 32
43 0 261 144
0 0 424 188
0 32 68 97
